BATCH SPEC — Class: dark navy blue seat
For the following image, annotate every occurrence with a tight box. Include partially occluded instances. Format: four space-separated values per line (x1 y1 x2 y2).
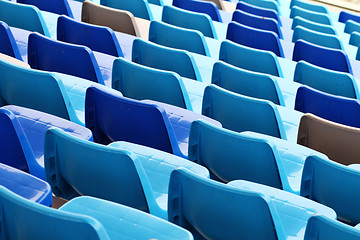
17 0 73 17
339 10 360 24
173 0 222 22
236 1 281 25
0 21 22 61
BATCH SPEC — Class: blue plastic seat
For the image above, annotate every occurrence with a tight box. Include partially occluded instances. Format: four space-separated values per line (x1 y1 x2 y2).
0 21 22 61
292 26 343 50
0 163 52 206
232 9 282 39
290 0 328 14
304 215 360 240
220 40 283 77
44 127 209 220
354 47 360 61
100 0 153 20
236 1 282 26
28 32 105 85
132 38 202 81
339 10 360 24
227 21 284 57
17 0 73 17
293 40 353 74
290 6 332 25
0 0 50 37
292 16 337 34
172 0 222 22
350 31 360 47
240 0 280 13
162 5 217 39
293 61 358 99
0 105 92 180
57 16 123 58
345 20 360 34
301 155 360 226
148 0 164 5
149 21 211 56
212 61 284 106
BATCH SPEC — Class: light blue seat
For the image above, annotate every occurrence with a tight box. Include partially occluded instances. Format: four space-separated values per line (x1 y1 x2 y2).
0 186 193 240
301 155 360 226
349 31 360 47
354 47 360 61
44 128 209 220
149 21 211 57
344 20 360 34
236 1 282 26
172 0 222 22
219 40 284 77
212 61 285 106
0 0 50 37
304 215 360 240
292 16 337 35
100 0 153 20
293 60 359 99
0 21 22 61
290 0 328 14
290 6 332 25
240 0 280 14
168 168 336 240
17 0 73 17
293 26 343 50
339 10 360 24
148 0 164 6
132 38 202 81
162 5 217 39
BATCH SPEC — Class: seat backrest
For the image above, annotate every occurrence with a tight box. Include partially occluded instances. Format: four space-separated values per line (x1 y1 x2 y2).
100 0 153 20
339 10 360 24
149 21 211 56
301 155 360 225
202 0 224 10
17 0 73 17
212 61 284 105
232 9 282 39
227 21 284 57
81 1 141 37
236 1 281 26
57 16 123 57
292 16 336 34
344 20 360 34
293 60 358 99
350 31 360 47
219 40 283 77
290 0 328 14
28 33 104 85
172 0 222 22
304 215 360 240
297 113 360 165
0 21 22 61
202 85 286 139
293 40 352 74
188 120 283 188
168 168 278 240
0 186 109 240
85 86 178 155
240 0 280 13
132 38 201 81
112 58 190 110
0 0 50 37
295 85 360 128
162 5 217 39
290 6 332 25
292 26 343 50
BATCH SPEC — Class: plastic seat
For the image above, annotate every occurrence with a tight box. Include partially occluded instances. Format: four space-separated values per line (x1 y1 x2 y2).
298 113 360 165
0 105 92 180
227 21 284 57
292 16 337 35
132 38 202 81
219 40 283 77
112 58 192 110
354 47 360 61
212 61 284 105
57 16 123 57
304 215 360 239
28 33 105 85
236 1 282 26
0 163 52 206
149 21 211 56
100 0 153 20
162 5 217 39
292 26 343 50
45 128 209 220
17 0 73 17
293 61 358 99
202 85 287 139
232 10 282 39
344 20 360 34
240 0 280 13
339 10 360 24
301 155 360 226
290 0 328 14
81 1 142 37
350 31 360 47
290 6 332 25
0 21 22 61
293 40 353 74
168 168 336 240
172 0 222 22
202 0 224 10
148 0 164 5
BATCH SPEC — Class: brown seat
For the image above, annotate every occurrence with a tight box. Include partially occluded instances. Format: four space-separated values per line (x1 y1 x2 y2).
202 0 224 10
0 53 30 68
298 113 360 165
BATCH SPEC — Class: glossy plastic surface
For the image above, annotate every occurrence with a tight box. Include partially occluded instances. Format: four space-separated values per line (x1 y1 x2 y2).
173 0 222 22
18 0 73 17
236 1 281 25
100 0 153 20
339 10 360 24
345 19 360 35
0 21 22 60
349 31 360 47
292 16 336 34
290 6 332 25
290 0 328 14
240 0 280 13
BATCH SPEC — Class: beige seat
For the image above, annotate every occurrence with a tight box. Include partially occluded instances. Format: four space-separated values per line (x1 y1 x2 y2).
298 113 360 165
0 53 30 68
